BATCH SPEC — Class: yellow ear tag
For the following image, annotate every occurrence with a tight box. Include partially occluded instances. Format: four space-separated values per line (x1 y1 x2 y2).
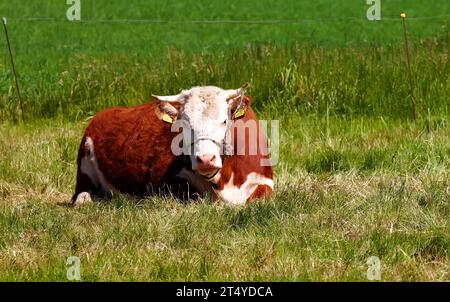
162 113 173 124
234 107 246 119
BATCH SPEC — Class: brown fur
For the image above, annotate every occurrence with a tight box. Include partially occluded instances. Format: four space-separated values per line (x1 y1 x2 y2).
247 185 273 202
72 102 195 202
216 96 274 203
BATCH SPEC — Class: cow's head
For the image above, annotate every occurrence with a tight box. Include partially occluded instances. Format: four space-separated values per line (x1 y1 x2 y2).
153 84 250 177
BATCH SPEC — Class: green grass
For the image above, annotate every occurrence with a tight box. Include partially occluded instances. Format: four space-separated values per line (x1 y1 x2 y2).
1 0 449 51
0 116 448 281
0 1 449 281
0 1 449 121
0 41 449 121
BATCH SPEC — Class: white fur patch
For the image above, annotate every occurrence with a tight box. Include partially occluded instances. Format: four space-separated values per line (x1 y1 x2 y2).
216 172 274 206
80 137 117 195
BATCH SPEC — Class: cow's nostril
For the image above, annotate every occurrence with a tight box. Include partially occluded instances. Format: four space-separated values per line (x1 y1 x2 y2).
196 155 216 166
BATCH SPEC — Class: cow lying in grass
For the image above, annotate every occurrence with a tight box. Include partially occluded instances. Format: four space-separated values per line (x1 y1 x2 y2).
72 84 274 206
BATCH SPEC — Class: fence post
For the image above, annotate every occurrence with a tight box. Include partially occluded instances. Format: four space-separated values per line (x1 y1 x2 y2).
400 12 417 123
2 17 25 122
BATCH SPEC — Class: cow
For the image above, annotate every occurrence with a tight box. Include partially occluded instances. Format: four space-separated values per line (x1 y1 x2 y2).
72 84 274 206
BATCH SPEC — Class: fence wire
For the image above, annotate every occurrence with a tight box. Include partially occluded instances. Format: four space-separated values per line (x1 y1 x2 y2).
7 14 450 25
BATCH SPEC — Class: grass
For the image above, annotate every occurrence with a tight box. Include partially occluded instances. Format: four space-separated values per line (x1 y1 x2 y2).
0 0 449 281
0 41 449 122
0 1 449 121
0 116 448 281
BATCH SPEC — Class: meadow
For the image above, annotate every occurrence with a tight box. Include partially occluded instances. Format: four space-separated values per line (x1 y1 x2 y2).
0 1 449 281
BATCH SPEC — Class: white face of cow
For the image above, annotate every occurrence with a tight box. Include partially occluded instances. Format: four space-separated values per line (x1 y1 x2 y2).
154 84 249 176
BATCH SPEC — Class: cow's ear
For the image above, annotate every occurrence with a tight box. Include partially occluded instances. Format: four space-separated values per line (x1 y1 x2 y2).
228 95 252 119
155 101 180 124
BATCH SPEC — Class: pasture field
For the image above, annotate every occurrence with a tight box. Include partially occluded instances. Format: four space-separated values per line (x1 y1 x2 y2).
0 0 449 120
0 116 448 281
0 1 449 281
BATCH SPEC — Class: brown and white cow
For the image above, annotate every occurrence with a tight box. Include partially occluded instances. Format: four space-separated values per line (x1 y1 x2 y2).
72 85 274 206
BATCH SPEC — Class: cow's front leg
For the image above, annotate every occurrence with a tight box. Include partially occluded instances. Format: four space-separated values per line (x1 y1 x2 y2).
247 184 273 203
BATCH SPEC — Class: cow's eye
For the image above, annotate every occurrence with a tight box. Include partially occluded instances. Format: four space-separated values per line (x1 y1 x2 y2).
222 120 227 125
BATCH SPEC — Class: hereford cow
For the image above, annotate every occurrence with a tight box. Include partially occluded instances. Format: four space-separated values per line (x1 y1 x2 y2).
72 85 274 206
